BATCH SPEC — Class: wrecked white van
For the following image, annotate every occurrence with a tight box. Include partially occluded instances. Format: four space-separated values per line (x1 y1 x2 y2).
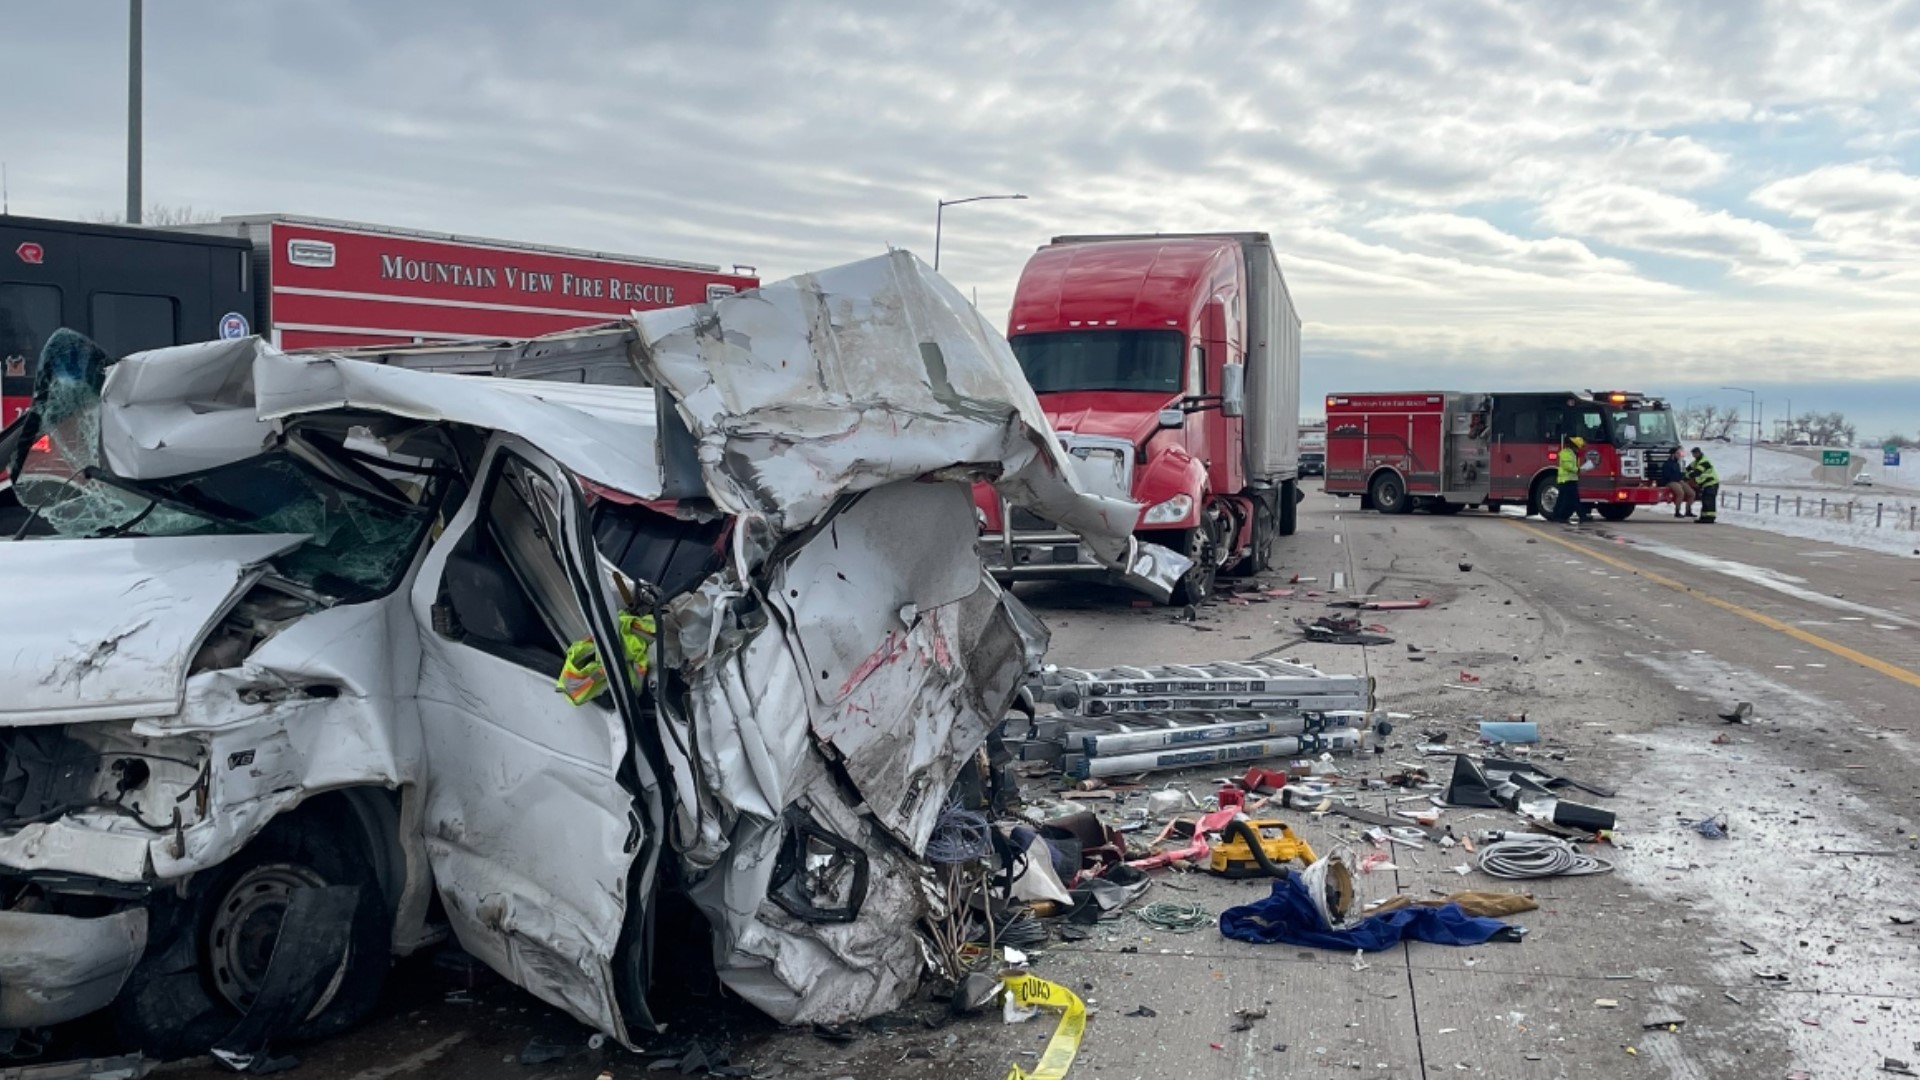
0 253 1184 1061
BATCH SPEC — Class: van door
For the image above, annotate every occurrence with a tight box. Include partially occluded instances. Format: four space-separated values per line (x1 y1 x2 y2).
409 438 651 1041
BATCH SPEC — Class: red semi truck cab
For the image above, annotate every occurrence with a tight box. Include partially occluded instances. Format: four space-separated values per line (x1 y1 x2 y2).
1322 390 1681 520
977 232 1302 603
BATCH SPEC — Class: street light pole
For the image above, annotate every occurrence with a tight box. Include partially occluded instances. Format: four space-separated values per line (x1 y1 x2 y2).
933 193 1027 271
1722 386 1756 480
126 0 142 224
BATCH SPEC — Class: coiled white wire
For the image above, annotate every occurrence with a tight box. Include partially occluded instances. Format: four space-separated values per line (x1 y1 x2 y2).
1476 835 1614 879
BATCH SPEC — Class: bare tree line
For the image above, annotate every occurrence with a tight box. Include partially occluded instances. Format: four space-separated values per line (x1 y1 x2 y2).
1677 405 1867 447
88 204 219 226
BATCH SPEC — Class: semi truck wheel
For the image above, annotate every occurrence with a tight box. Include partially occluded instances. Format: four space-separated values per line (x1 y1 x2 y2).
1230 500 1276 575
1598 505 1635 522
1169 516 1221 605
1368 473 1411 515
1278 480 1298 537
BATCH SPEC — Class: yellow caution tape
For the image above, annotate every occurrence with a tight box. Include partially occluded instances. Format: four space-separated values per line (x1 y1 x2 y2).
1002 973 1086 1080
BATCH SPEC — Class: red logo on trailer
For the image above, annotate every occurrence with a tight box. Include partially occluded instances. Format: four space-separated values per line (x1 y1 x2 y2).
15 242 44 264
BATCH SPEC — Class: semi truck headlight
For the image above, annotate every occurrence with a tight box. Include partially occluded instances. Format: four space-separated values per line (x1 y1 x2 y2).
1141 494 1194 525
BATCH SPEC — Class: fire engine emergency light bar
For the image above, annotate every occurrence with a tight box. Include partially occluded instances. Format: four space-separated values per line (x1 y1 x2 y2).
1069 729 1367 780
1080 714 1348 757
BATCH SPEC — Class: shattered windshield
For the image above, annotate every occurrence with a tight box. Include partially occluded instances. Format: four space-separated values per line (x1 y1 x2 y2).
8 336 439 603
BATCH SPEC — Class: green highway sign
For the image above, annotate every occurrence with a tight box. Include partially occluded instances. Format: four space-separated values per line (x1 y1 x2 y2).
1822 450 1851 467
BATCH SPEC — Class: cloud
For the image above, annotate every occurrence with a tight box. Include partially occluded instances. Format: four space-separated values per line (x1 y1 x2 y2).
1370 213 1640 275
3 0 1920 435
1604 133 1729 189
1752 163 1920 251
1538 184 1802 267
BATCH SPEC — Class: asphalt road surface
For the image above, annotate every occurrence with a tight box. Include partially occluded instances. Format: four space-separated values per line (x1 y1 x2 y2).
146 492 1920 1080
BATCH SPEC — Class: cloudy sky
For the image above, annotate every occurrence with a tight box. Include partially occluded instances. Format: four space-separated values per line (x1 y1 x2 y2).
5 0 1919 438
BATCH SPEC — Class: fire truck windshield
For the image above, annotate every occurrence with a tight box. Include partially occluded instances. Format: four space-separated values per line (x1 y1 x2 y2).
1009 329 1185 394
1608 406 1678 447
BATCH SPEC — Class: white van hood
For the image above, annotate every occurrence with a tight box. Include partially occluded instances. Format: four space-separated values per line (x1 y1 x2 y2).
0 534 306 726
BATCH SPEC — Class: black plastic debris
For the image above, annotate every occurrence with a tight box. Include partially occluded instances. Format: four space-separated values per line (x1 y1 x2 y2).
1443 755 1504 808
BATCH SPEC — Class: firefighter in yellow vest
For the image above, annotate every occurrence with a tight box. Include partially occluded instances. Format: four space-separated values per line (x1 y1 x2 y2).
1686 447 1720 524
1550 435 1596 524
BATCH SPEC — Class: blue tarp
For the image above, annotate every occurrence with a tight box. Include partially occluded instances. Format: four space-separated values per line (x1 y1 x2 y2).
1219 875 1513 952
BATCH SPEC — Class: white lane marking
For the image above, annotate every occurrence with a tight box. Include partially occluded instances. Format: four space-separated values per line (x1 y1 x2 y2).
1628 538 1920 629
1332 571 1347 591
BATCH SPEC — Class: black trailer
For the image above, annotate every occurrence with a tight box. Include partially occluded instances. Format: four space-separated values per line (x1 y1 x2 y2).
3 215 253 425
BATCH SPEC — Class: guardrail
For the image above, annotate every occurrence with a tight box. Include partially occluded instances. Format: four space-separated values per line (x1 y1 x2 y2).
1723 489 1920 532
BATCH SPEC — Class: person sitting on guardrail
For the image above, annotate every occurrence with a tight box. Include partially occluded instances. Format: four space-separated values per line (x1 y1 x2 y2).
1659 448 1694 518
1686 447 1719 524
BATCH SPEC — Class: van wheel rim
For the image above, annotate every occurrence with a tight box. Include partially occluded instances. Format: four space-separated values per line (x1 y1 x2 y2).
209 863 347 1019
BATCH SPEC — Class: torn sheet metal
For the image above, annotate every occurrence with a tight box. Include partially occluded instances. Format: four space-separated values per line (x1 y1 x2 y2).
0 534 305 726
685 752 933 1025
95 338 668 501
632 250 1151 579
96 338 278 478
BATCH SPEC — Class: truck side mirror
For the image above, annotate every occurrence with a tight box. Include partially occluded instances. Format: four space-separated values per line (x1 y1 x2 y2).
1157 407 1185 430
1220 362 1246 418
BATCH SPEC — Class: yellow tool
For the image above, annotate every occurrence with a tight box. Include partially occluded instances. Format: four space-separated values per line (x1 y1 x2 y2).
1208 819 1318 879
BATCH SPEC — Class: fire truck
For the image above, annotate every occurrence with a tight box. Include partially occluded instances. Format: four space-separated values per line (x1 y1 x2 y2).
1323 390 1681 520
3 213 758 425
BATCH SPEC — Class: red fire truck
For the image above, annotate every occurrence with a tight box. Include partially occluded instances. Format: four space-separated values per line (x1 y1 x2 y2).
3 213 758 425
1323 390 1681 520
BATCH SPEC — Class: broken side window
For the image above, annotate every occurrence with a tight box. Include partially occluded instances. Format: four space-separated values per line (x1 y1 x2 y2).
434 452 596 682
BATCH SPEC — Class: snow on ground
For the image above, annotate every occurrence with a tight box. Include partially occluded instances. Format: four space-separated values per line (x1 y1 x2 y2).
1717 444 1918 492
1716 499 1920 556
1699 446 1920 555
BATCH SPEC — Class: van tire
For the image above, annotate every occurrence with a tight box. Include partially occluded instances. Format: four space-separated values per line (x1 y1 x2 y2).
115 808 392 1060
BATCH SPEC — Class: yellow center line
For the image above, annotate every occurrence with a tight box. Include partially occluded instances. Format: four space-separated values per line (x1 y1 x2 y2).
1511 520 1920 691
